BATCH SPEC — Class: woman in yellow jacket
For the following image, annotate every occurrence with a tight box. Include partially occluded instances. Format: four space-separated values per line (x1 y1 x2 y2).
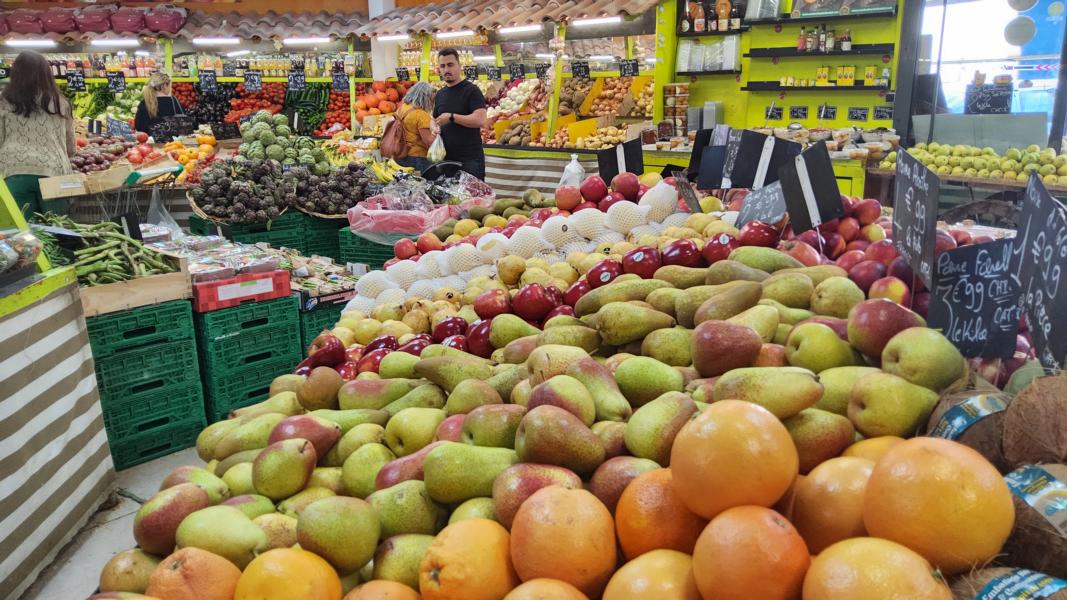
395 82 437 173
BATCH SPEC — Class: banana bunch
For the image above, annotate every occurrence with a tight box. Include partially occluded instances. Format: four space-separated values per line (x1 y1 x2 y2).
365 158 413 183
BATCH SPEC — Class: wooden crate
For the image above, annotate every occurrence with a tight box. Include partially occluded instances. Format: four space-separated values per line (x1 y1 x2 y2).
79 252 191 317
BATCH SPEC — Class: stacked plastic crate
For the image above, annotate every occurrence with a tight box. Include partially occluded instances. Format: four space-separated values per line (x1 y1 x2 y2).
304 216 347 261
339 227 394 270
189 211 307 255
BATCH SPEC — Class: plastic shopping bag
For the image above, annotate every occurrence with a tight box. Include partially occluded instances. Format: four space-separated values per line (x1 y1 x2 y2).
427 135 446 163
147 186 183 240
558 153 585 188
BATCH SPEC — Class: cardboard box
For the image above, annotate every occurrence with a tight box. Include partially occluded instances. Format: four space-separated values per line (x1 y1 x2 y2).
39 174 88 199
85 162 135 194
79 251 191 317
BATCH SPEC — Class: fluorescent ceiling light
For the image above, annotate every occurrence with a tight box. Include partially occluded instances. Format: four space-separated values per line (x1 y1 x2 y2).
378 34 410 42
589 55 615 61
5 39 56 48
193 37 240 45
499 24 542 34
473 55 496 61
283 37 331 45
435 30 475 39
135 50 151 56
572 16 622 27
116 50 127 56
226 50 251 57
91 38 140 47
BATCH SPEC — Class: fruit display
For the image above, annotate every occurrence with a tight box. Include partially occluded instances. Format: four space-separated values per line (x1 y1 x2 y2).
587 77 632 117
531 126 570 149
355 81 412 124
70 134 138 173
286 162 375 216
629 79 654 118
575 124 629 150
173 82 199 112
880 142 1067 186
190 158 291 223
285 84 332 135
559 78 593 116
494 119 540 147
314 90 353 136
71 83 145 122
487 80 546 121
238 110 329 173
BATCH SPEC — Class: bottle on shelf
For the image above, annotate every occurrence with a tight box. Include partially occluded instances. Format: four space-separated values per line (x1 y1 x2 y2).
691 0 706 33
707 0 718 31
681 1 691 32
841 29 852 52
880 67 891 88
826 28 836 52
729 4 741 30
797 27 807 51
818 25 827 53
716 0 731 31
806 27 817 52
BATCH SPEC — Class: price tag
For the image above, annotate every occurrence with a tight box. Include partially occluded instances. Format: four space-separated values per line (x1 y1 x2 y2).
571 61 590 79
928 238 1020 358
288 70 307 92
789 106 808 120
1010 173 1067 369
847 106 869 121
463 65 479 80
106 71 126 93
486 66 502 81
332 70 349 92
619 59 640 77
736 180 787 228
778 141 844 233
106 116 135 141
0 66 9 79
817 105 838 120
509 64 525 81
223 62 237 77
239 113 256 125
210 122 241 141
892 149 938 288
765 106 784 120
672 171 702 213
873 105 894 120
65 70 86 92
534 63 551 80
244 71 262 92
395 67 410 81
198 70 218 94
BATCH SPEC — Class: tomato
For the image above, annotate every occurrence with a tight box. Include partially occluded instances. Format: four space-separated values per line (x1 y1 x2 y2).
135 132 148 143
136 143 152 156
127 150 143 164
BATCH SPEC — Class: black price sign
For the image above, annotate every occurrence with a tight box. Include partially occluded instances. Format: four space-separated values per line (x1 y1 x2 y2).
620 59 640 76
765 106 784 120
223 62 237 77
929 238 1020 358
736 180 787 228
395 67 410 81
965 84 1012 115
106 71 126 93
671 171 702 213
107 116 135 140
509 64 525 80
572 60 590 79
463 65 479 80
288 70 307 92
415 66 422 80
65 70 86 92
778 141 844 233
239 113 256 125
332 70 349 92
244 70 262 92
534 63 550 80
892 149 939 288
789 106 808 120
486 66 502 81
0 66 9 79
210 122 241 141
847 106 869 121
199 70 218 94
817 105 837 120
873 105 894 120
1010 174 1067 369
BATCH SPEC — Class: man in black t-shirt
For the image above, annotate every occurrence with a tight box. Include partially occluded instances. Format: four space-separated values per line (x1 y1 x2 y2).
433 47 488 180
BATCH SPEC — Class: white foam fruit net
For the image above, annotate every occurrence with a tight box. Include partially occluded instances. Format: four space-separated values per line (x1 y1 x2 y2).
476 233 510 261
374 288 407 306
446 244 486 274
385 260 419 288
507 226 549 258
355 270 396 298
415 250 447 279
606 202 651 233
540 215 581 247
344 295 376 314
568 209 607 239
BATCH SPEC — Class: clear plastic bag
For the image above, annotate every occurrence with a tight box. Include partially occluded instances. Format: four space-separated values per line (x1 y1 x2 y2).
0 240 18 273
558 154 586 188
147 186 183 241
427 135 446 163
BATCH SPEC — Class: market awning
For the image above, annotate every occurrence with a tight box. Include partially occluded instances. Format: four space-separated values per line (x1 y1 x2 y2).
178 10 369 42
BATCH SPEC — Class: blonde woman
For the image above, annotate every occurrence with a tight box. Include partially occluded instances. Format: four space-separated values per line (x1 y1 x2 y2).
134 72 183 135
397 82 438 172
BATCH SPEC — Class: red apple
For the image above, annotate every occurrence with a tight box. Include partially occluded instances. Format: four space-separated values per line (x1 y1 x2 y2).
846 298 925 357
935 229 958 254
611 172 641 201
513 283 556 321
779 240 821 267
848 260 887 293
598 195 624 212
365 335 399 353
587 259 623 288
912 290 930 318
544 304 576 322
948 229 973 246
580 175 609 203
661 239 705 267
864 240 900 266
702 233 739 264
841 195 858 216
344 345 365 363
336 361 360 380
417 231 443 254
441 335 468 351
397 337 430 356
887 256 916 285
474 288 511 320
739 221 780 247
622 246 662 279
972 234 995 245
357 348 391 373
817 218 841 234
394 238 417 260
383 257 400 269
564 279 592 306
845 240 870 253
822 232 847 258
544 285 564 307
853 198 882 225
637 184 649 199
795 228 825 249
797 316 849 341
573 201 598 212
837 217 861 242
555 185 582 211
835 250 867 272
867 276 911 305
432 316 468 343
860 223 887 243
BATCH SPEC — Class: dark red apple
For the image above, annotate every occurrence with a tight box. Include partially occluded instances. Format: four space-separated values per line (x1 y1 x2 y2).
513 283 557 321
845 240 870 253
394 238 417 259
383 257 400 269
555 185 582 211
365 335 399 353
611 172 641 201
864 239 900 266
972 234 995 245
779 240 820 267
598 195 624 212
702 233 739 264
344 346 365 363
817 218 841 234
853 198 882 226
835 250 867 272
432 316 468 343
848 260 888 293
948 229 973 246
841 195 858 216
661 238 705 267
934 229 958 254
622 246 662 279
912 290 930 318
795 228 825 249
887 256 915 284
573 201 598 212
397 338 430 356
474 288 511 320
441 335 468 351
544 304 576 322
417 231 443 254
739 221 780 247
580 175 609 203
564 279 592 306
336 361 360 380
837 217 861 242
466 320 493 358
544 285 564 307
357 348 391 373
587 259 624 288
823 232 847 258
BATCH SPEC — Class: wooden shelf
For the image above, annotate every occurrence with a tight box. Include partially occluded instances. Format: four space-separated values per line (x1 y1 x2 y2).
742 82 890 92
677 69 742 76
678 26 750 38
748 8 897 26
745 44 895 58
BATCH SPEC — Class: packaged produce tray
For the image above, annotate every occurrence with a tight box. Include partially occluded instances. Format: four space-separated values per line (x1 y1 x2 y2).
300 302 345 351
203 356 296 422
195 295 298 342
100 380 205 440
305 237 341 261
198 324 302 375
193 270 291 313
94 340 201 401
233 226 307 255
339 228 393 270
109 416 207 471
87 299 194 358
79 251 191 318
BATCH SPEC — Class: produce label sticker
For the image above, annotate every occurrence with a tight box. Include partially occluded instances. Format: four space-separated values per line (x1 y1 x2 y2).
217 277 278 302
1004 466 1067 537
929 393 1009 439
976 569 1067 600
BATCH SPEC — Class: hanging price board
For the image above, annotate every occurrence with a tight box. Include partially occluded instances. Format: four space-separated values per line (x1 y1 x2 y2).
619 59 640 76
735 181 787 228
222 62 237 77
65 70 86 92
463 65 479 80
288 70 307 92
332 70 349 92
534 63 550 80
847 107 869 121
486 66 502 81
414 67 422 80
198 70 218 94
509 64 525 80
395 67 410 81
873 105 894 120
817 105 837 120
243 70 262 92
106 71 126 93
765 106 784 120
571 61 590 79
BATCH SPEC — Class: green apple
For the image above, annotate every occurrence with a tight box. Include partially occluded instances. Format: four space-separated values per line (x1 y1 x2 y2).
1005 148 1022 161
937 166 951 175
1044 174 1059 185
1004 170 1017 180
948 156 962 167
982 146 996 155
990 169 1003 179
951 166 965 175
1017 173 1029 182
934 156 949 167
960 157 974 170
1040 164 1057 176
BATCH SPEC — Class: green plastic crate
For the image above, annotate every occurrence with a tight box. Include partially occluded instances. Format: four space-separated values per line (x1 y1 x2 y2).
195 296 298 342
305 215 348 233
233 227 307 255
199 324 302 375
203 356 297 422
109 416 206 470
339 228 393 270
87 300 194 358
100 380 204 440
189 211 306 237
95 341 201 401
300 303 345 350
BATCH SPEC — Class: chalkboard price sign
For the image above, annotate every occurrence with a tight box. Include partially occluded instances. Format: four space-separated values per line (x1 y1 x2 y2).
873 105 894 120
892 150 939 288
847 107 869 121
789 106 808 120
65 70 86 92
243 70 262 92
571 61 591 79
332 70 349 92
765 106 784 120
929 238 1020 358
0 66 9 79
223 62 237 77
486 66 502 81
395 67 410 81
534 63 551 80
415 67 422 79
817 105 838 120
288 70 307 92
965 84 1012 115
736 180 787 228
463 65 479 80
199 70 218 94
106 71 126 93
1010 173 1067 369
620 59 640 77
509 64 525 81
106 116 135 141
210 122 241 141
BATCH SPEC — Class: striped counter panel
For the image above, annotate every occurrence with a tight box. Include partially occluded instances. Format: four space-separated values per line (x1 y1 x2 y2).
484 151 602 198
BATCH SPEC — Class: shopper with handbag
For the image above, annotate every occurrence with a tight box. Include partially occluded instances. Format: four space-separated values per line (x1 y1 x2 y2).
382 82 437 173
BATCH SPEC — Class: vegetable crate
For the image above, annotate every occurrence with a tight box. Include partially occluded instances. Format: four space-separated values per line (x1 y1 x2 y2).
110 416 208 471
305 216 347 261
93 340 202 401
86 299 194 358
100 381 204 440
300 302 346 352
339 228 393 270
195 295 299 342
203 356 299 422
188 211 306 238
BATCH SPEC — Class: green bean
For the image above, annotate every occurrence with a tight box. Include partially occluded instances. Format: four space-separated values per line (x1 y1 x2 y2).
74 240 119 255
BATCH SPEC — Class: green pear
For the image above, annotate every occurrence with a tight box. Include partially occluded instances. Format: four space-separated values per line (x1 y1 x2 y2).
759 299 814 325
528 375 597 425
585 302 676 346
252 438 317 501
537 325 601 353
278 486 337 518
726 304 780 342
221 494 275 520
816 366 881 415
373 534 435 590
297 496 380 574
511 378 533 407
415 357 494 392
575 278 673 316
444 379 503 416
231 391 303 419
729 246 804 272
308 409 390 433
461 404 526 448
338 378 421 410
705 260 771 284
254 513 298 550
212 449 260 477
367 480 445 538
213 413 286 460
382 384 447 416
847 372 940 437
646 287 684 317
774 323 794 345
160 465 230 504
222 463 255 496
486 364 528 402
614 356 685 407
640 327 693 366
786 322 860 373
308 467 346 494
774 264 848 286
502 335 540 364
592 420 628 458
653 265 708 289
333 423 386 465
810 276 865 318
448 498 497 524
567 357 632 421
197 417 246 461
492 463 582 528
624 391 697 465
342 443 396 498
712 366 823 419
423 442 519 504
881 327 966 392
783 408 855 473
543 315 588 328
175 505 268 568
377 352 421 379
489 314 541 349
761 272 815 308
672 285 719 328
526 344 591 384
385 408 446 457
515 405 605 476
134 483 212 556
693 281 764 325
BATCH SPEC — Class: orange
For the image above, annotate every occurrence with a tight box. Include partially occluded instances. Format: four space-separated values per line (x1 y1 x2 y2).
344 580 421 599
419 518 519 600
792 457 874 553
603 549 701 600
842 436 904 462
802 537 952 599
503 579 588 599
670 400 798 519
235 548 342 600
510 486 616 597
862 437 1014 575
615 469 707 559
691 505 810 600
145 547 240 600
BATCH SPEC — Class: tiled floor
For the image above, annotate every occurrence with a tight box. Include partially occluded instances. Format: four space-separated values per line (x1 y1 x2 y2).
20 448 200 600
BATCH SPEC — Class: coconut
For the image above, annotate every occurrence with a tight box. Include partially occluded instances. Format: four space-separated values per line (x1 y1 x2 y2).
1002 373 1067 469
950 567 1067 600
925 375 1011 473
997 463 1067 580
